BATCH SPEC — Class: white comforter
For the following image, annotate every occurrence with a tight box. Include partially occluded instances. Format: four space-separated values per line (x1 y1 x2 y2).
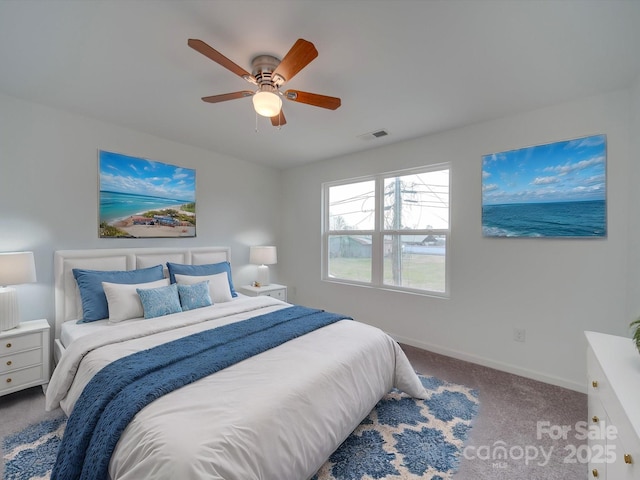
46 296 427 480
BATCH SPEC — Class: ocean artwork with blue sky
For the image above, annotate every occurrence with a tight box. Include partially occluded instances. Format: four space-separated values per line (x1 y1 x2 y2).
482 134 606 238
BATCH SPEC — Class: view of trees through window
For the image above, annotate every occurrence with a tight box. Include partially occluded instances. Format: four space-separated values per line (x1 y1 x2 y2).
323 165 450 295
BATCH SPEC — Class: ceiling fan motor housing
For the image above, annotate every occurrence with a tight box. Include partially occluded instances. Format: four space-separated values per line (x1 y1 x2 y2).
251 55 282 88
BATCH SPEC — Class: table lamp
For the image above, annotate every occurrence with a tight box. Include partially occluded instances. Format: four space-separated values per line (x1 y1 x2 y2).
249 246 277 286
0 251 37 331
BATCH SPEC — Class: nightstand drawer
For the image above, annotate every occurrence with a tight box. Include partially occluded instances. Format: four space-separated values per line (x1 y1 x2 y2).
264 289 286 301
0 364 44 394
0 348 42 373
1 331 42 354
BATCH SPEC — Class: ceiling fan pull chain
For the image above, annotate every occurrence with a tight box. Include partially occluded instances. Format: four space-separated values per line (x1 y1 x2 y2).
255 112 259 133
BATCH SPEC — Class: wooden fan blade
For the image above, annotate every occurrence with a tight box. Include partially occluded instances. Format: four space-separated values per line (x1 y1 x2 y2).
284 90 341 110
188 39 256 84
271 110 287 127
271 39 318 86
201 91 253 103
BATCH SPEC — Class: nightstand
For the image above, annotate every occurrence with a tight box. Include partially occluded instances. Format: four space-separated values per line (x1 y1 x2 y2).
0 319 50 396
239 283 287 302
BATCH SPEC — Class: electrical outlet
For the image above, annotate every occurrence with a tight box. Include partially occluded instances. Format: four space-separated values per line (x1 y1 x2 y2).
513 328 526 343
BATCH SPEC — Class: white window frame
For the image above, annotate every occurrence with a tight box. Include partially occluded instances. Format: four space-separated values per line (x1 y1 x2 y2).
322 163 450 297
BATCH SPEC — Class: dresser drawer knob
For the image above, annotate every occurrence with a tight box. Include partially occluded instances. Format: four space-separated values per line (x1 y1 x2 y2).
5 343 12 349
6 378 11 383
624 453 633 464
592 468 599 477
6 360 11 366
591 380 598 388
592 416 599 423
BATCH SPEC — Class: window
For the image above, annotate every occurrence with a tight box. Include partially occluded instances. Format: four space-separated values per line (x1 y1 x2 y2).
322 164 450 296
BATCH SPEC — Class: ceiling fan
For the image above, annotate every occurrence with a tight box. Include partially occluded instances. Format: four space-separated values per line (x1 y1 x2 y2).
188 38 341 127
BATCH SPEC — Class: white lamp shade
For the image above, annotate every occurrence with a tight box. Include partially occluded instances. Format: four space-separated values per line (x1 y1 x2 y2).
0 251 36 286
0 251 36 331
252 91 282 117
249 246 277 265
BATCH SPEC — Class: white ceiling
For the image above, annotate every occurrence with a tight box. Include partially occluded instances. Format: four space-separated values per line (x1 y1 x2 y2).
1 0 639 169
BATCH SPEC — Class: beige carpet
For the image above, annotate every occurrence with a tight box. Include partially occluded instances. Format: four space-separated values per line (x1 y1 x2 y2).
402 344 587 479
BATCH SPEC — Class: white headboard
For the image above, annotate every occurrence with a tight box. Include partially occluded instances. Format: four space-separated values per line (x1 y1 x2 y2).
54 246 231 339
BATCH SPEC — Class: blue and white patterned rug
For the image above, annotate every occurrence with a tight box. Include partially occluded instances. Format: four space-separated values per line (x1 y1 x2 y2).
2 415 66 480
2 375 478 480
314 375 479 480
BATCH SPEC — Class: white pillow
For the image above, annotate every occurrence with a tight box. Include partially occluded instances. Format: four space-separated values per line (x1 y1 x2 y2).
174 272 233 303
102 278 170 323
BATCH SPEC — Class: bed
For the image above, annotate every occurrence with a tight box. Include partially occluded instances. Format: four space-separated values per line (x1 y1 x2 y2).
46 246 427 480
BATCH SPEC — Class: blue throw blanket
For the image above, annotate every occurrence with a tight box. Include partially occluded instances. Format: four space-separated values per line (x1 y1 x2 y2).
52 305 350 480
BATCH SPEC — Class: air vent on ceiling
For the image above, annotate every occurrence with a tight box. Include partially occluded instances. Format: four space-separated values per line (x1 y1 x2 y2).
357 129 389 141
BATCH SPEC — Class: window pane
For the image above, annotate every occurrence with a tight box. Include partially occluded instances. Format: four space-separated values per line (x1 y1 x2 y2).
328 181 375 231
383 234 446 292
327 235 372 282
383 170 449 230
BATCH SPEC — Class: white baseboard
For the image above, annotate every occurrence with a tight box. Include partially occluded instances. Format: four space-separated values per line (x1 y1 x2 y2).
390 333 586 394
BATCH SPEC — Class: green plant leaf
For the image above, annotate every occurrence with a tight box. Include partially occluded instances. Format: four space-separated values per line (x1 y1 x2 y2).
631 317 640 353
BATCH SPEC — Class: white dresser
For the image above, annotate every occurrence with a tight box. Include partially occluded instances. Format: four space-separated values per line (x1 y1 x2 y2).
0 319 50 396
585 331 640 479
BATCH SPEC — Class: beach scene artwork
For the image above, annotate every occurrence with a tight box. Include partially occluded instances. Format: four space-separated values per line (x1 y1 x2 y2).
99 150 196 238
482 134 606 238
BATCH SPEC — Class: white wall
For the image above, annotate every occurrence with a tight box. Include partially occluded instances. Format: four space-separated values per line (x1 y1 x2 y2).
628 76 640 322
0 92 282 326
281 89 633 392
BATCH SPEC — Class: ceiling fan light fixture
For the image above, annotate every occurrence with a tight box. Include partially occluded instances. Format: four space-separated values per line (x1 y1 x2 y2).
252 90 282 117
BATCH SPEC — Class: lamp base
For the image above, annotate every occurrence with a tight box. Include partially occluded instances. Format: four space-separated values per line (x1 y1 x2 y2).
256 265 270 286
0 287 20 331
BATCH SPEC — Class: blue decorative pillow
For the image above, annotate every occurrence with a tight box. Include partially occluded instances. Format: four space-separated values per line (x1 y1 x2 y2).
166 262 237 297
177 281 212 311
73 265 165 323
136 283 182 319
